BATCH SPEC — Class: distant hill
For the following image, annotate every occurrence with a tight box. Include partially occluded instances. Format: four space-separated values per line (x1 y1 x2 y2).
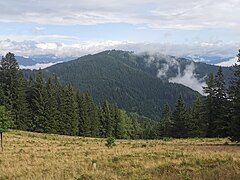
16 55 76 69
29 50 230 120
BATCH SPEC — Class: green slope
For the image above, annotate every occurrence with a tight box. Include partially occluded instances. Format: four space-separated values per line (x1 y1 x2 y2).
44 50 200 119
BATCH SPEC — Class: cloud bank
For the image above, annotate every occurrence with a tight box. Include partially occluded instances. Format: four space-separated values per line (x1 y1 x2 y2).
0 39 238 59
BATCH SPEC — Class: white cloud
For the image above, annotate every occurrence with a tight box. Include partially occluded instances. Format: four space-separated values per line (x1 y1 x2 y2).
216 57 240 67
20 62 62 70
169 62 206 94
0 39 131 57
0 0 240 30
142 53 207 94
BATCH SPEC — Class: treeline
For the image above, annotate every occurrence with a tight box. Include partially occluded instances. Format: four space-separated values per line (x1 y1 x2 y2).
0 53 154 139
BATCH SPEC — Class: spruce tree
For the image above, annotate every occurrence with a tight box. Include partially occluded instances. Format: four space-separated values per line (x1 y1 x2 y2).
60 85 79 136
159 103 174 137
214 67 229 137
31 70 47 133
85 93 100 137
228 49 240 142
113 106 125 139
44 78 59 134
188 96 206 137
14 72 32 130
0 52 20 117
101 101 114 137
172 96 189 138
203 72 217 137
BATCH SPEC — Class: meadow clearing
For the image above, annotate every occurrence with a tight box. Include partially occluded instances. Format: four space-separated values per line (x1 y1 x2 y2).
0 130 239 180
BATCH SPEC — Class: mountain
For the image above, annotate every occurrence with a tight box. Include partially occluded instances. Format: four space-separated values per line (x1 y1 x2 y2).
183 55 234 65
35 50 232 120
16 55 76 69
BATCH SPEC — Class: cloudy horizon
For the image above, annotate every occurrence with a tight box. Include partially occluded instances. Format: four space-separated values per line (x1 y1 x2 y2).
0 0 239 58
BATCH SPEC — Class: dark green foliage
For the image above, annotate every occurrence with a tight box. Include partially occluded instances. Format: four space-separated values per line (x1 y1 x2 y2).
0 106 13 151
0 52 19 110
172 96 189 138
158 104 174 137
213 67 229 137
14 72 32 130
203 72 216 137
228 50 240 142
105 136 116 148
203 68 229 137
188 96 206 137
0 106 13 133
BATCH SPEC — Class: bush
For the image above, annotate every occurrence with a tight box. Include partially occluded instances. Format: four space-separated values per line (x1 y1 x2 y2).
105 136 116 148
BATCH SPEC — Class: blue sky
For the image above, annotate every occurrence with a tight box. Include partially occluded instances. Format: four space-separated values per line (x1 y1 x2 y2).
0 0 239 57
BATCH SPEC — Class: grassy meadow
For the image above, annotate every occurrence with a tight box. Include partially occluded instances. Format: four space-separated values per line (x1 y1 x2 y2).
0 130 240 180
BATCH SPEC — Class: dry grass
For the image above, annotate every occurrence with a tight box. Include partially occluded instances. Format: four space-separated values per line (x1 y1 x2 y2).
0 130 240 180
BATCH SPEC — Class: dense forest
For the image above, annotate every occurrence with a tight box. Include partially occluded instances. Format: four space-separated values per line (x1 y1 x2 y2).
0 52 240 142
27 50 231 120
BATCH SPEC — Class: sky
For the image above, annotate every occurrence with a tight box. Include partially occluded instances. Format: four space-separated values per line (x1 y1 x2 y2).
0 0 240 57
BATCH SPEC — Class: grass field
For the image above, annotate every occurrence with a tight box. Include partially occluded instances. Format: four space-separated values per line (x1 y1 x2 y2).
0 130 240 180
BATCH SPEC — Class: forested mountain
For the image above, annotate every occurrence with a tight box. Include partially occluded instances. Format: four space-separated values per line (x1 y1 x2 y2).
1 51 239 141
34 50 232 120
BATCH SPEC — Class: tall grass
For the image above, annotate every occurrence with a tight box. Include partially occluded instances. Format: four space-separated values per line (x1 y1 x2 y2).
0 130 239 180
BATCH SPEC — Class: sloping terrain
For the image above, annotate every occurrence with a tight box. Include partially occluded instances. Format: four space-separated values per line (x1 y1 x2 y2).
44 50 202 119
1 130 239 180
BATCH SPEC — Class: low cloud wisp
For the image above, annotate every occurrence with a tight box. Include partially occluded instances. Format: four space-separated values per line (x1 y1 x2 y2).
169 62 206 94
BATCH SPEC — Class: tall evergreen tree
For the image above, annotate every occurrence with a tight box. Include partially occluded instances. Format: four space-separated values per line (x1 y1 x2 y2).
59 85 79 136
159 103 174 137
44 78 59 134
14 72 32 130
101 101 114 137
188 96 206 137
172 96 189 138
228 49 240 142
113 106 125 139
0 52 19 116
203 72 217 137
31 70 47 133
214 67 229 137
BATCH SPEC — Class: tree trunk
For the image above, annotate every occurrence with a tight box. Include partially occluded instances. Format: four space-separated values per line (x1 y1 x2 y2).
0 132 3 151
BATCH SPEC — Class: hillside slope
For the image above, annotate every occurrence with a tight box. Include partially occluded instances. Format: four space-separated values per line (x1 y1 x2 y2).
44 50 202 119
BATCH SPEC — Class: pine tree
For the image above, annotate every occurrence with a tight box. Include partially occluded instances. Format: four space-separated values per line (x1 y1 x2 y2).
172 96 189 138
44 78 59 134
0 52 20 117
101 101 114 137
188 96 206 137
14 72 32 130
228 49 240 142
203 72 217 137
85 93 100 137
31 70 47 133
214 67 229 137
59 85 79 136
159 103 174 137
113 106 126 139
76 92 91 136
